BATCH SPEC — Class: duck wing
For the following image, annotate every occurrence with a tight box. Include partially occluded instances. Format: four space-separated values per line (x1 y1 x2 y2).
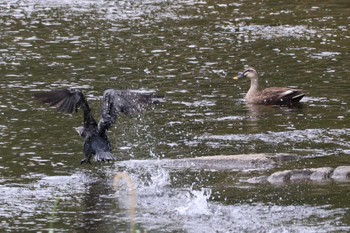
260 87 305 105
34 89 97 128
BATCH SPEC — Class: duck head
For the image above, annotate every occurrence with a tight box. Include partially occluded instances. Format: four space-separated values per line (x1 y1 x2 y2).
233 67 259 80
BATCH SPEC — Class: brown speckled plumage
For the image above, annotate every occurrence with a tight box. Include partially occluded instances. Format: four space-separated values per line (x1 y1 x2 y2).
233 67 304 105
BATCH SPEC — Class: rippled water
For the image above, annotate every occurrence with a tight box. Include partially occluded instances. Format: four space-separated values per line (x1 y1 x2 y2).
1 0 350 232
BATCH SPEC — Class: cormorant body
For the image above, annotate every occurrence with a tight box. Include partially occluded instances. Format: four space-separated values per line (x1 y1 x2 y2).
34 89 159 164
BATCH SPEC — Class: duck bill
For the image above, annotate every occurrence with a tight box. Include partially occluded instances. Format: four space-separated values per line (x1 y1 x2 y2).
233 73 245 80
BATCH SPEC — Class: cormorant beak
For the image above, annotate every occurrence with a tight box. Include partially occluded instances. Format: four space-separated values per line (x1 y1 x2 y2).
233 73 245 80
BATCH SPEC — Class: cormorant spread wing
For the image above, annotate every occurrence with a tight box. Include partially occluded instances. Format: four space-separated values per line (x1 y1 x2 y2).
33 89 97 129
34 88 160 164
98 89 159 136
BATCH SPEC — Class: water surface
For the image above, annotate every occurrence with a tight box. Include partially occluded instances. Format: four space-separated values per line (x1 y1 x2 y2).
0 0 350 232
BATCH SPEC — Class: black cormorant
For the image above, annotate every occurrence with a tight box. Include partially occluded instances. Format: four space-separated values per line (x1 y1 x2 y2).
34 89 159 164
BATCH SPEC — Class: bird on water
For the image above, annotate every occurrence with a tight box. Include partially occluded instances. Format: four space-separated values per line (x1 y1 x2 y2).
233 67 305 105
34 89 159 164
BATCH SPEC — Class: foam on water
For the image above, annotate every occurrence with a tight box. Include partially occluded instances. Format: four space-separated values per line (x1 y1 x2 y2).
0 172 89 220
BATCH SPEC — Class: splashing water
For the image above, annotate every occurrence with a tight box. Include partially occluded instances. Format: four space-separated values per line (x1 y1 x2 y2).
175 187 212 216
109 159 350 233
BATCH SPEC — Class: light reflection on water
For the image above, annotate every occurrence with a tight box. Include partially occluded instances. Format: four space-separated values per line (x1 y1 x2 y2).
1 0 350 232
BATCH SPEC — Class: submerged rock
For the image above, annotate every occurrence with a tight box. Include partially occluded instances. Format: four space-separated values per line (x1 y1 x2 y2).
290 169 313 181
116 153 280 171
115 154 350 184
180 154 277 171
267 169 315 183
267 170 292 183
245 176 269 184
331 166 350 181
268 154 301 163
267 166 350 184
309 167 334 181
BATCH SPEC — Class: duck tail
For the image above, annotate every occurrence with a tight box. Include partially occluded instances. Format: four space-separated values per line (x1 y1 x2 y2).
291 92 305 103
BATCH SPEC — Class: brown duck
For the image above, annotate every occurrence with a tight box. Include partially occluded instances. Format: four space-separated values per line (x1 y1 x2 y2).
233 67 305 105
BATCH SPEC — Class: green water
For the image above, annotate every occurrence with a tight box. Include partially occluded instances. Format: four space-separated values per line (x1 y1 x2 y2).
0 0 349 232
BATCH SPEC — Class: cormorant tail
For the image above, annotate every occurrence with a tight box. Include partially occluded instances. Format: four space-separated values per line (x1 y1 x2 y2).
94 152 116 162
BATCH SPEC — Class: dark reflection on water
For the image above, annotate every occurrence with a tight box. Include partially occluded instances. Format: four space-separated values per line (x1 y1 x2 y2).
1 0 350 232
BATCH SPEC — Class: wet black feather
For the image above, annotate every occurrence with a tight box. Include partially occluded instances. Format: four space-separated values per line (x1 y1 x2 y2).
34 88 161 164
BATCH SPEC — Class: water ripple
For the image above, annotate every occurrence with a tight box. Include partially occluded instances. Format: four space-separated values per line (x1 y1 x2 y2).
199 128 350 147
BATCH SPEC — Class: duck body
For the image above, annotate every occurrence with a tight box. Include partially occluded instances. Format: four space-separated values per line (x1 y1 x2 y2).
234 67 305 106
246 86 304 105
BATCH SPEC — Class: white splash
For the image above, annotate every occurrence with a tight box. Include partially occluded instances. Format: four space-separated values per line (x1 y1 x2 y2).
176 187 212 215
